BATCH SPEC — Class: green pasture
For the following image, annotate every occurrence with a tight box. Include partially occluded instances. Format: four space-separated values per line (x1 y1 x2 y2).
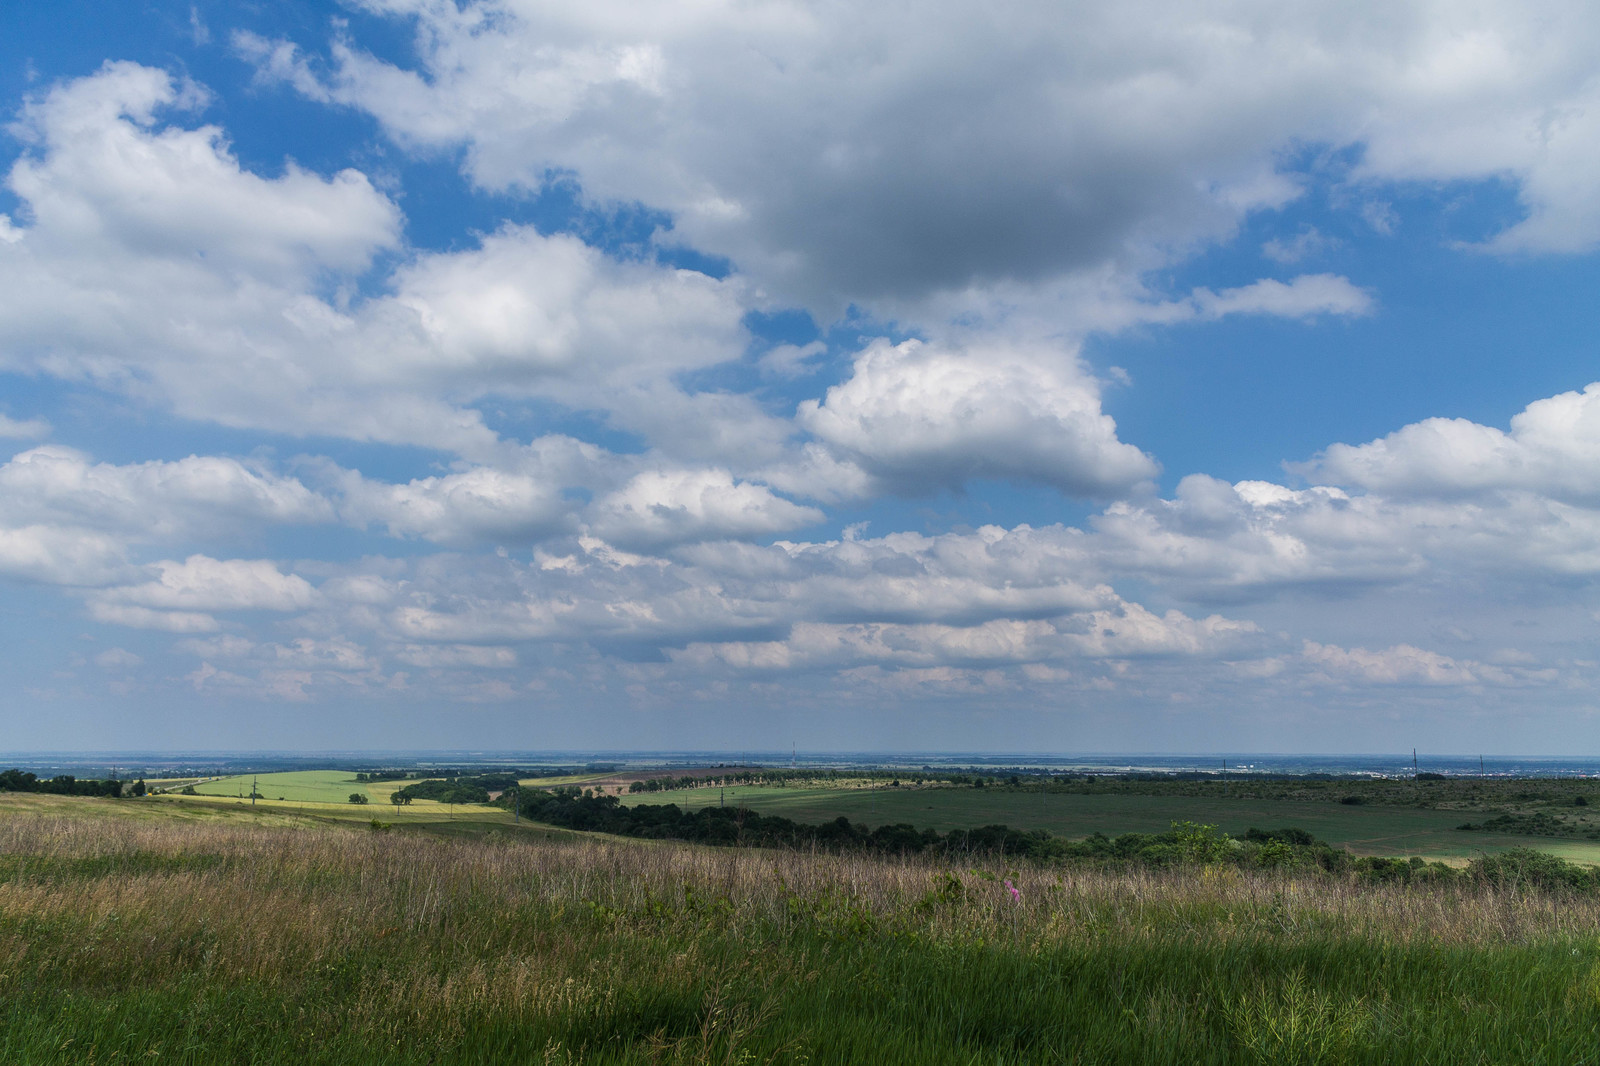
0 791 590 845
624 783 1600 861
188 770 374 804
171 772 519 834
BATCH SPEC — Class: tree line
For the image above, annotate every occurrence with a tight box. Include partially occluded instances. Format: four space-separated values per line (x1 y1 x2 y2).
388 773 521 805
0 769 145 797
506 789 1600 891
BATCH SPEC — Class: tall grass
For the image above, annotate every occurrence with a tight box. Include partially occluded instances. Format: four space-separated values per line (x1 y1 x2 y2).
2 807 1599 1063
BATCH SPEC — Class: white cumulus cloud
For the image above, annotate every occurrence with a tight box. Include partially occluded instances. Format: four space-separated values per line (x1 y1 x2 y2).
797 339 1157 497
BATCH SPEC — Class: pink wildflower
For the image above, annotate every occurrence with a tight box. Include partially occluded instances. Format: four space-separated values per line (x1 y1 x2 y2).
1004 878 1021 903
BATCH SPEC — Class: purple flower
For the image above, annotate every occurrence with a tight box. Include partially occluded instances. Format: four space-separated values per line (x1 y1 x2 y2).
1004 878 1021 902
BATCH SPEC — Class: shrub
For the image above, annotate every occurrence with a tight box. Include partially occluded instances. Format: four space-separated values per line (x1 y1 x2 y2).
1469 848 1600 893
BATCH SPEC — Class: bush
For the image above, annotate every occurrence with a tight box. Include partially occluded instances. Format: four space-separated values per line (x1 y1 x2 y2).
348 793 369 805
1469 848 1600 893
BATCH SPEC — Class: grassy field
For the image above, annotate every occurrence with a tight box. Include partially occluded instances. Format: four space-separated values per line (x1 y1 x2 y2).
4 792 1600 1063
178 771 1600 862
176 771 521 823
189 769 378 803
0 788 570 841
622 783 1600 862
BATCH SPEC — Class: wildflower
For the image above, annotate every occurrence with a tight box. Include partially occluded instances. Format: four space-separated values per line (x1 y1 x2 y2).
1004 878 1021 903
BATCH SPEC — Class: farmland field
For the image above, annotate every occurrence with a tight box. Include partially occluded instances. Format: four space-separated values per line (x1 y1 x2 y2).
189 769 374 804
150 772 541 836
621 782 1600 862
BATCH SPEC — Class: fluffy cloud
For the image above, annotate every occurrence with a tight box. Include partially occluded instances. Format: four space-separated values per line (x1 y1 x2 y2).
9 60 400 282
382 226 746 391
1073 384 1600 599
1086 472 1600 598
1300 641 1508 687
253 2 1600 312
1185 275 1373 321
88 555 316 631
0 444 331 591
1303 383 1600 502
588 469 823 548
0 446 330 536
328 439 595 546
796 339 1157 497
0 525 127 586
359 523 1117 655
677 605 1256 673
0 64 749 459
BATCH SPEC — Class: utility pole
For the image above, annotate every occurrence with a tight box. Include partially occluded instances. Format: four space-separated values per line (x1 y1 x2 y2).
252 775 256 807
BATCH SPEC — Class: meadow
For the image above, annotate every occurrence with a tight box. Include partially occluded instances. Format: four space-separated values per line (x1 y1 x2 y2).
4 792 1600 1063
187 769 375 804
166 771 527 830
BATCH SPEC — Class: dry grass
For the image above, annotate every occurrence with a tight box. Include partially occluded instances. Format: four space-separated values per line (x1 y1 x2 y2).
3 807 1597 968
5 798 1600 1063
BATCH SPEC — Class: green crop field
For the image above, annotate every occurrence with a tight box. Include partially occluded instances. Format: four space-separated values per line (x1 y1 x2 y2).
168 772 520 833
622 783 1600 862
188 769 376 804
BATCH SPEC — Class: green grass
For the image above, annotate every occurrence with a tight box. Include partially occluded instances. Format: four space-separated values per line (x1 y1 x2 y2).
177 772 519 829
623 783 1600 862
189 769 373 803
5 793 1600 1063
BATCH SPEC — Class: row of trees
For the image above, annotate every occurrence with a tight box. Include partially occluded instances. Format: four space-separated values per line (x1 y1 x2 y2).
510 790 1321 866
0 769 144 797
517 791 1599 889
388 773 519 805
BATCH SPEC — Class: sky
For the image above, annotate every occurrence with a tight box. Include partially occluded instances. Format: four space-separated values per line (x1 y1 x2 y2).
4 0 1600 754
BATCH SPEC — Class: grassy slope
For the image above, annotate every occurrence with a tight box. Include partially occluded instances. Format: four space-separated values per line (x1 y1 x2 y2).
623 783 1600 862
4 794 1600 1063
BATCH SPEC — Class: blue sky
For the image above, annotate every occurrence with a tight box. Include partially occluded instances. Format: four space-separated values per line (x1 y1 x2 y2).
5 0 1600 754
